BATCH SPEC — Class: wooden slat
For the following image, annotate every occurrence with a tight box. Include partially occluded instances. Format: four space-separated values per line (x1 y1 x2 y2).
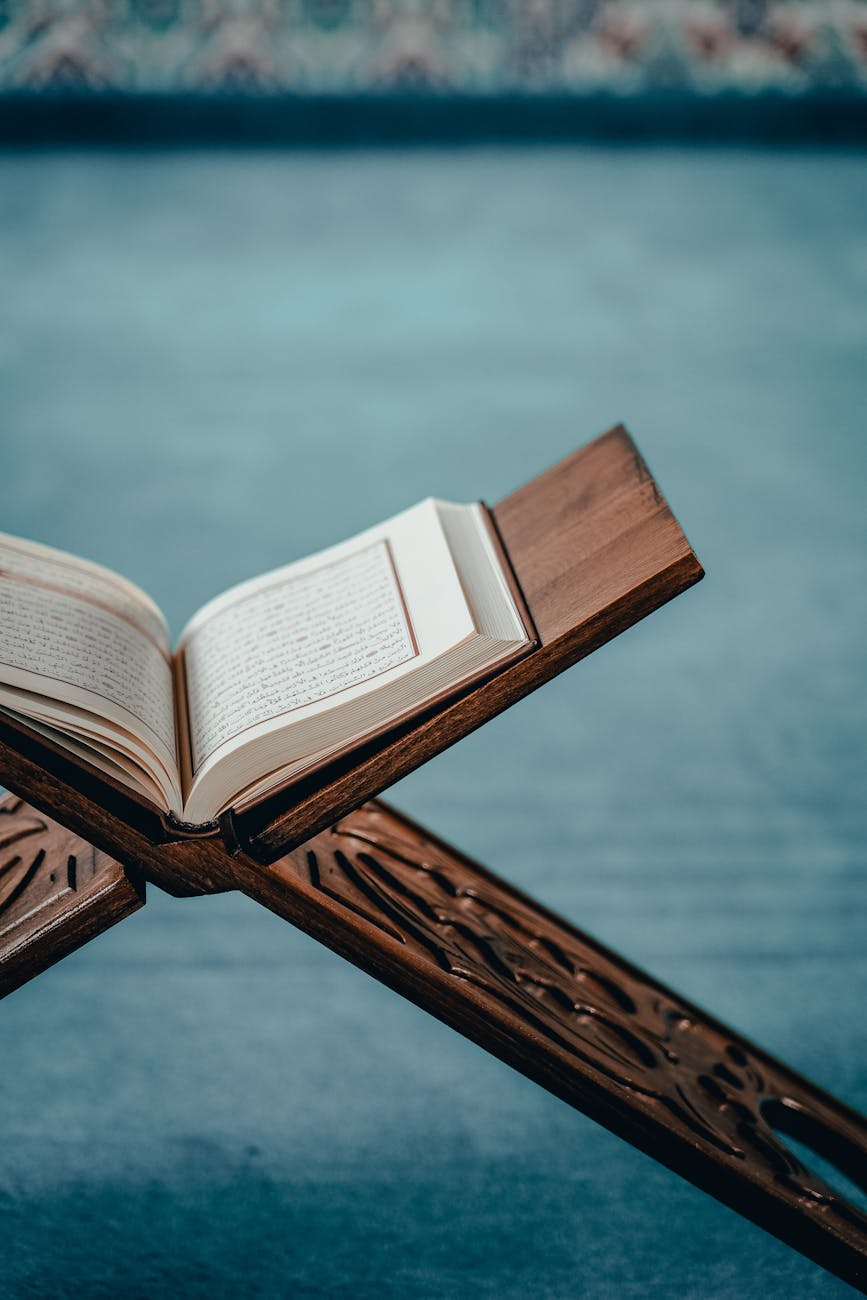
236 425 702 859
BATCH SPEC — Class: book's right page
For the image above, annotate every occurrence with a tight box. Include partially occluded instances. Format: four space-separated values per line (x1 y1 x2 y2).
230 426 703 862
177 498 528 824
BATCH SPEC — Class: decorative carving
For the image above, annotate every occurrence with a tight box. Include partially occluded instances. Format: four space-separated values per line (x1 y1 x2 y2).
2 797 81 931
280 801 867 1270
0 794 144 996
1 791 865 1287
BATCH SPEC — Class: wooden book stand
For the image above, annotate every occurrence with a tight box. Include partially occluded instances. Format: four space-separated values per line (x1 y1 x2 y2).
2 427 866 1291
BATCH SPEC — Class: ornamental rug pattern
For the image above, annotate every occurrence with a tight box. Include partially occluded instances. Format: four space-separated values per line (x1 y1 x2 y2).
0 1 866 97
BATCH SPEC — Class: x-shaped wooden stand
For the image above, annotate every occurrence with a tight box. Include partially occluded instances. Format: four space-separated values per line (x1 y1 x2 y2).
2 428 866 1290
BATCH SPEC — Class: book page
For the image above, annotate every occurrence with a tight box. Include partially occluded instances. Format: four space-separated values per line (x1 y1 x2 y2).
0 532 168 649
183 540 417 775
178 500 478 806
0 533 178 787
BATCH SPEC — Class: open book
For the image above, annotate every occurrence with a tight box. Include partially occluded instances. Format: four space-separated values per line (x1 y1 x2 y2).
0 501 533 827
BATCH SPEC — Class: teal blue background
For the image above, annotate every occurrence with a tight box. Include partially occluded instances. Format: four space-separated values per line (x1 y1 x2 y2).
1 146 866 1297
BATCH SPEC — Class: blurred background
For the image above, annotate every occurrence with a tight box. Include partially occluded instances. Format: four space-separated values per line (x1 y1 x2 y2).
1 4 866 1298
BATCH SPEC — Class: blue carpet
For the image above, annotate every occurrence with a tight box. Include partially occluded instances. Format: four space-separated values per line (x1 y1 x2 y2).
0 146 865 1298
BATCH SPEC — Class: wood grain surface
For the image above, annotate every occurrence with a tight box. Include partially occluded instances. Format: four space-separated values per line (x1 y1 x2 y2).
236 424 703 859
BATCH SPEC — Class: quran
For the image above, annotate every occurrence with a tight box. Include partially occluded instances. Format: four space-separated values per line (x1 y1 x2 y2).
0 499 533 827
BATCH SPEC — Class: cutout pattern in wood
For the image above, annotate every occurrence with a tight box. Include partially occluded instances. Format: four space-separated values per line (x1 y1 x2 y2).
269 801 867 1290
2 797 80 930
0 794 144 996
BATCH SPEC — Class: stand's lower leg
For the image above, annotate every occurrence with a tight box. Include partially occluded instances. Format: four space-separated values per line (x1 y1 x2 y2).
245 801 867 1292
2 792 866 1291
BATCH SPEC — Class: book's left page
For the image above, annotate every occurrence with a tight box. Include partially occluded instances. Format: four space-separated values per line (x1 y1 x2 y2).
0 533 181 814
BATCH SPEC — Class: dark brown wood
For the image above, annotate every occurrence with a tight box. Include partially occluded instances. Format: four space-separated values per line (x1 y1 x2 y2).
0 424 703 867
4 794 866 1291
0 793 145 997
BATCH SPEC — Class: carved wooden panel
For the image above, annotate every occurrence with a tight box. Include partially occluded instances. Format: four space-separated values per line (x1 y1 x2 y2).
2 791 865 1290
0 793 144 997
246 801 867 1292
